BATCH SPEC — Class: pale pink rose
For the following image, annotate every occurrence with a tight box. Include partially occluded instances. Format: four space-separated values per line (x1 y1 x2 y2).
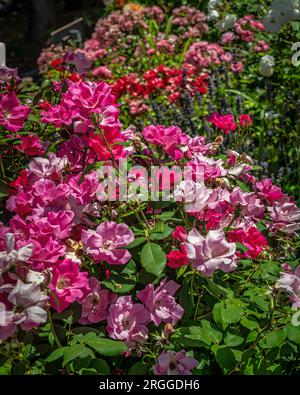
137 279 184 326
0 279 48 339
277 265 300 307
0 233 32 275
107 295 149 347
154 350 198 375
268 200 300 234
184 228 237 276
79 277 117 324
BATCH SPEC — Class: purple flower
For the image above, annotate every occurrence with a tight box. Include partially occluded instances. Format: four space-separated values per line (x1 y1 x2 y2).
153 350 198 375
63 49 92 74
0 66 20 84
137 279 183 326
184 228 237 276
107 295 149 347
81 221 134 265
79 277 117 324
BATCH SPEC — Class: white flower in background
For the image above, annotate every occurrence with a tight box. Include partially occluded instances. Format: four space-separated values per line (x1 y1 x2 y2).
215 14 237 32
259 55 275 77
207 0 223 20
208 10 220 20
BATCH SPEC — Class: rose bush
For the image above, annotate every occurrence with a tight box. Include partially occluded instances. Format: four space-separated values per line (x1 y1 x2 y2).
0 1 299 376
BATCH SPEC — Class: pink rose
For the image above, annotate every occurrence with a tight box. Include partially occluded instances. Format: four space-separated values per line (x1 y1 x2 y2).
81 221 134 265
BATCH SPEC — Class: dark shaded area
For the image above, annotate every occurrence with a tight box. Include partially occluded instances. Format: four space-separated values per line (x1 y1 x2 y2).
0 0 104 77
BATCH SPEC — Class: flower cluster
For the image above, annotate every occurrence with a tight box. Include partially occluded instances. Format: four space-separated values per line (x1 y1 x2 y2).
0 3 299 376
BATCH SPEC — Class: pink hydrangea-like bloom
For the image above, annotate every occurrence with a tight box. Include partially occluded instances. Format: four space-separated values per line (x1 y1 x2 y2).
207 113 237 134
153 350 198 375
49 259 90 312
254 40 269 53
185 41 232 72
92 65 113 79
79 277 117 324
184 228 237 276
137 279 184 326
277 265 300 308
0 279 48 340
221 32 236 44
0 92 30 132
81 221 134 265
142 125 189 160
107 295 150 347
231 62 244 73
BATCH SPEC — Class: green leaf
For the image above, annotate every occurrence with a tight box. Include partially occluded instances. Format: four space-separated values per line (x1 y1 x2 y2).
205 279 234 299
246 331 258 343
222 300 245 324
285 324 300 344
261 261 281 277
262 330 286 349
102 271 137 294
178 284 194 319
214 346 237 372
156 211 175 220
63 345 90 366
84 335 127 356
213 302 224 327
127 237 146 249
224 332 244 347
0 361 11 375
241 316 259 330
172 322 222 347
164 16 173 37
150 223 173 241
128 361 149 375
90 358 110 375
140 242 166 276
